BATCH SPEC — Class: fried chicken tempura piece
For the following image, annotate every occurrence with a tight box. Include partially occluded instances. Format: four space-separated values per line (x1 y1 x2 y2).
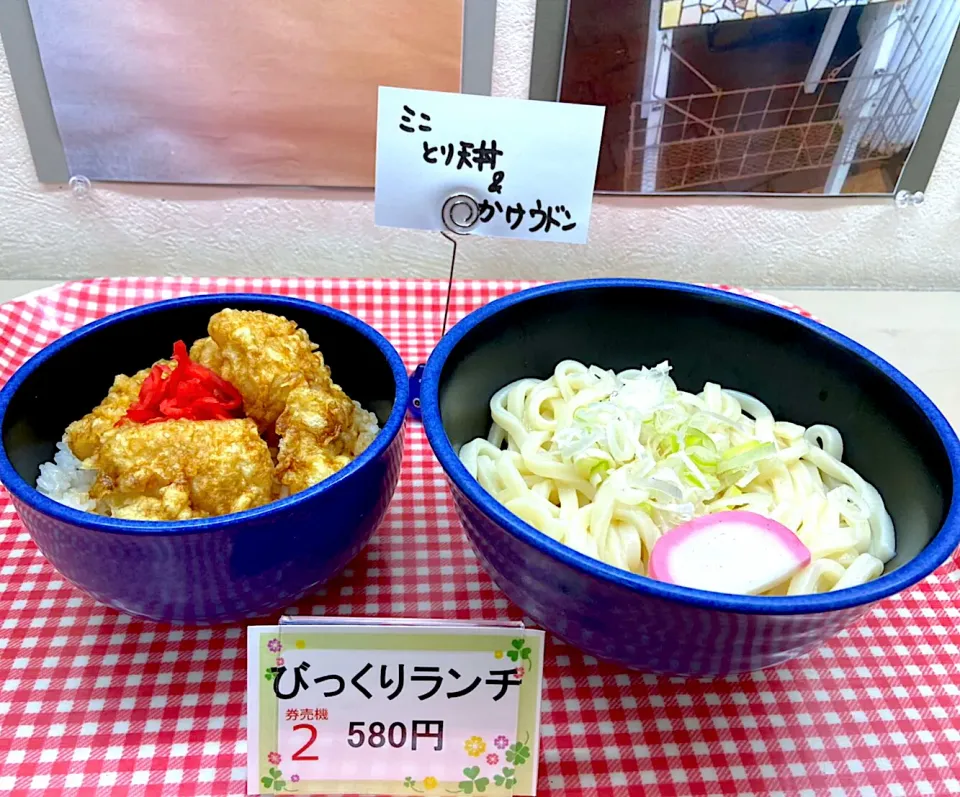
66 367 153 461
190 309 340 432
274 385 356 495
91 418 274 521
189 308 377 496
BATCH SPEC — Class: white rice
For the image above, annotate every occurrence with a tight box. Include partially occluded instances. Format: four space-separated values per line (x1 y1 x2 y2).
36 435 98 512
352 401 381 456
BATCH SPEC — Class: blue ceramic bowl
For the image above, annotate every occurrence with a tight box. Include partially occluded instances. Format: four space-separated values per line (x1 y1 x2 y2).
421 280 960 675
0 294 407 625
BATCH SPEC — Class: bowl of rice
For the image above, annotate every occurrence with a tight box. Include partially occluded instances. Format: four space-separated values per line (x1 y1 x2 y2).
420 279 960 675
0 294 408 624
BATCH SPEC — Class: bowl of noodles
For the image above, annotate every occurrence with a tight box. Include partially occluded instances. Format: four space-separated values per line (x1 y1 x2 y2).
420 279 960 675
0 294 408 625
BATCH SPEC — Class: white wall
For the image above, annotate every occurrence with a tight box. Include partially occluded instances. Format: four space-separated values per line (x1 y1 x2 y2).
0 0 958 288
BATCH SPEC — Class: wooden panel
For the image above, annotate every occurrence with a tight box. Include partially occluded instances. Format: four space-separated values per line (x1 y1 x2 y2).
29 0 463 186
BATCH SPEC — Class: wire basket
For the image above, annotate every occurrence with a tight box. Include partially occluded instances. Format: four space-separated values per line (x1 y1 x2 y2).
625 5 924 193
626 73 916 191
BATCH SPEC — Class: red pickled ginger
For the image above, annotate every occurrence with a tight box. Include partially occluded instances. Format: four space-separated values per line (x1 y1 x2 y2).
121 341 244 425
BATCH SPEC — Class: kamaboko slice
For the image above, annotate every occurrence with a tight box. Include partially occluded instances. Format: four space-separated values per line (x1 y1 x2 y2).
648 511 811 595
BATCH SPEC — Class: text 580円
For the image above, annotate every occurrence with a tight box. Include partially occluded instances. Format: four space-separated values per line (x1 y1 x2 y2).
348 720 444 751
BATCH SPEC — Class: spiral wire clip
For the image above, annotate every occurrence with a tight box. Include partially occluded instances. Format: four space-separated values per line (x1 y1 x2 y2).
439 193 480 337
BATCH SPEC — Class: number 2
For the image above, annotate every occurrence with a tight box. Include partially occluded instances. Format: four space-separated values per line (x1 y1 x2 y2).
292 723 319 761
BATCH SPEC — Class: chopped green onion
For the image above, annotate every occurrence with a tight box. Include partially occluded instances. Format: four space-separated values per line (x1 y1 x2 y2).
718 441 777 474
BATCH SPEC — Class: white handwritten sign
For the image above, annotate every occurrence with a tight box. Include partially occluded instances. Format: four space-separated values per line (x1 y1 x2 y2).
247 623 545 796
375 87 605 244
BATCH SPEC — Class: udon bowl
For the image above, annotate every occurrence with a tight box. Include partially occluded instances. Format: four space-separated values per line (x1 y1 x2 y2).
0 294 407 625
421 280 960 675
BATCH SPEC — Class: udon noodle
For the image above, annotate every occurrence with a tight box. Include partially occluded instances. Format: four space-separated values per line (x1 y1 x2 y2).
459 360 895 596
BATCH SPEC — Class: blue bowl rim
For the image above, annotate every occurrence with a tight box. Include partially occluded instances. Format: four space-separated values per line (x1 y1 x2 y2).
0 293 409 535
421 278 960 616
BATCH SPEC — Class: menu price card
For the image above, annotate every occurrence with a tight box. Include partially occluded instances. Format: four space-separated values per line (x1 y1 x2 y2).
247 621 545 796
375 87 605 244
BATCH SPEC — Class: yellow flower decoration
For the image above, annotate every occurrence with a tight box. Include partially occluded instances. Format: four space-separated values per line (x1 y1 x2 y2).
494 650 504 659
423 776 438 791
295 639 306 650
464 736 486 757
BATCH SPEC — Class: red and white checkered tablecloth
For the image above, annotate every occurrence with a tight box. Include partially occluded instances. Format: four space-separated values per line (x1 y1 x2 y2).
0 278 958 797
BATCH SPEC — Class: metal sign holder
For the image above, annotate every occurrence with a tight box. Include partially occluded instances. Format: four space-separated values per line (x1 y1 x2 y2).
408 193 481 418
439 193 481 337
